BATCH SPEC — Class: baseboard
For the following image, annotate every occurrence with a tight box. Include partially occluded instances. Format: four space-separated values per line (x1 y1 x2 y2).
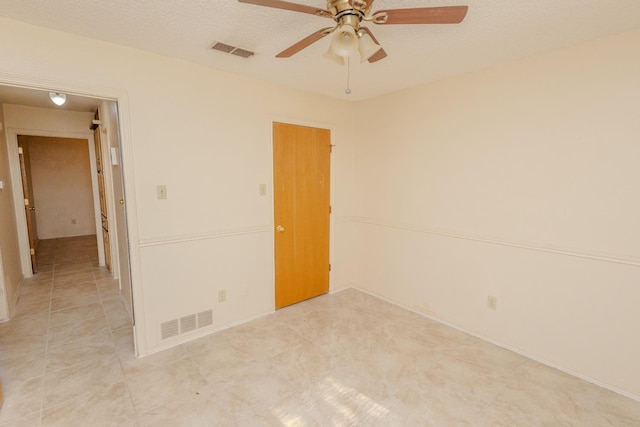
330 283 354 295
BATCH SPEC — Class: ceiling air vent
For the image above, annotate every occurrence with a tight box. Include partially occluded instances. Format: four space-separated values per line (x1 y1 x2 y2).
211 42 254 59
231 48 254 58
211 42 235 53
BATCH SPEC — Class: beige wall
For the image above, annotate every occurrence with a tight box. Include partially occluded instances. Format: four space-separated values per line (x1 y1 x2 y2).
0 105 23 319
25 136 96 239
353 29 640 398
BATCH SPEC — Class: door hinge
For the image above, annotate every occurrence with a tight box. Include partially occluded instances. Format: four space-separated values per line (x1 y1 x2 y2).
18 146 24 155
24 198 29 206
329 263 332 272
330 144 335 153
30 248 35 255
329 205 332 214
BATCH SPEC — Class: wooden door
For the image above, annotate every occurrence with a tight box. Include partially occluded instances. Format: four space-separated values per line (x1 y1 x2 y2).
94 126 111 271
273 122 331 309
17 136 39 273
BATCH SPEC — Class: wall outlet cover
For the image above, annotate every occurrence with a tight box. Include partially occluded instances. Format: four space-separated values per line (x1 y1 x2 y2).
487 296 497 310
218 289 227 303
157 185 167 200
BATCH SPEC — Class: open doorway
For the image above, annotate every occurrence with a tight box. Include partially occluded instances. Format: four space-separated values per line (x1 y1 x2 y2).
0 86 136 354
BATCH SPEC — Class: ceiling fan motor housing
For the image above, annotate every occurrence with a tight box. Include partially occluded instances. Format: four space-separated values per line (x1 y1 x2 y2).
328 0 366 29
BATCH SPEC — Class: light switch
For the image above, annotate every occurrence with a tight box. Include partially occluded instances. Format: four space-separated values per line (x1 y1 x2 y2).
259 183 267 196
157 185 167 200
110 147 119 166
0 180 4 190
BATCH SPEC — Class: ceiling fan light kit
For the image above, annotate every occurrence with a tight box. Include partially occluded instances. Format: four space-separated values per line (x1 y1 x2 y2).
357 31 382 62
238 0 468 64
323 47 346 65
330 24 358 57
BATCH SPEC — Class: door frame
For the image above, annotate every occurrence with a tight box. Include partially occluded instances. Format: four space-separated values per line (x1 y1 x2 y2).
0 73 144 355
0 247 8 320
8 130 105 275
16 135 40 273
268 116 337 306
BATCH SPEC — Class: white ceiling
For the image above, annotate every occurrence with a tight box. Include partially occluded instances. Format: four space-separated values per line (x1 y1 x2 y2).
1 0 640 101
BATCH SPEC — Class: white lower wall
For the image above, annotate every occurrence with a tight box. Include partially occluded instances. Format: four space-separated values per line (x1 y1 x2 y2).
139 219 357 352
331 217 357 293
356 221 640 398
138 230 274 351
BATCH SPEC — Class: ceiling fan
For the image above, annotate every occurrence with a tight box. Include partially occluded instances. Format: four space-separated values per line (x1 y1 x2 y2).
238 0 468 64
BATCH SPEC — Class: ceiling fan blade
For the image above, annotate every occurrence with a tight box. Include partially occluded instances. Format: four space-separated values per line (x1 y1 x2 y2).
367 48 387 63
238 0 329 17
360 27 387 63
376 6 468 25
276 27 333 58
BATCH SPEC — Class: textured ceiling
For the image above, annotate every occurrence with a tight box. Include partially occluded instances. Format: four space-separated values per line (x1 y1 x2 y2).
1 0 640 101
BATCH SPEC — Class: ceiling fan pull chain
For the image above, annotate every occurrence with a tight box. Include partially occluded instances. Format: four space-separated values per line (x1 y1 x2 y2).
345 56 352 95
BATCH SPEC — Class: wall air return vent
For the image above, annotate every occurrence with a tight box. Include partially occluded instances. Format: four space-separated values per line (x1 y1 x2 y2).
198 309 214 328
180 314 197 334
160 319 179 340
211 42 255 59
160 308 215 340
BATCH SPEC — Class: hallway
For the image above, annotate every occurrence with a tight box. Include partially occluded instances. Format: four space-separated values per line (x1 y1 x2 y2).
0 235 134 425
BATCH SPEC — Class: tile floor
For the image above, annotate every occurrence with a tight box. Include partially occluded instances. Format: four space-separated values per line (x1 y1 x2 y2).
1 236 640 426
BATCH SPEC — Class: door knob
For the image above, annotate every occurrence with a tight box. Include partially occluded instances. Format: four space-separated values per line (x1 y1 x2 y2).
276 225 285 232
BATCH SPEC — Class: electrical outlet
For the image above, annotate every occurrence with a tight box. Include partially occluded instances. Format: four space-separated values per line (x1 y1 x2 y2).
487 295 497 310
157 185 167 200
218 289 227 303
